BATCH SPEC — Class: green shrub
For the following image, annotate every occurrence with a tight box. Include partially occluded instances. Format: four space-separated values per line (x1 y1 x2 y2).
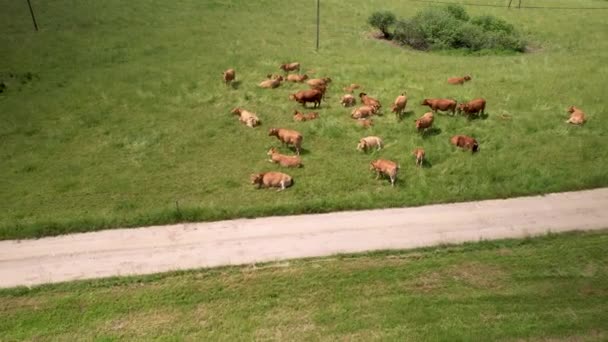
368 10 396 39
389 5 525 53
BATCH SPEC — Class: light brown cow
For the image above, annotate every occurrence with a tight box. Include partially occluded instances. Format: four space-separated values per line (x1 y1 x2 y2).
259 75 284 89
343 83 361 93
231 107 260 128
267 148 302 168
356 118 374 128
450 135 479 153
250 172 293 191
391 93 407 119
357 136 383 152
359 92 381 111
447 75 471 85
293 110 319 122
370 159 399 187
421 98 457 115
340 94 356 107
286 74 309 83
413 148 425 167
566 106 586 125
307 77 332 88
351 105 376 119
280 62 301 73
269 128 303 155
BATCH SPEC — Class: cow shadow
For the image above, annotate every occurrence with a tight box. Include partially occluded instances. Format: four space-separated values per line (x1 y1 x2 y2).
467 112 489 121
421 127 442 138
230 80 242 90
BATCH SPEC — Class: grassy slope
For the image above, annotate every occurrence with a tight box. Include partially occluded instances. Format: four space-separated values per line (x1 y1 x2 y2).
0 231 606 340
1 0 607 239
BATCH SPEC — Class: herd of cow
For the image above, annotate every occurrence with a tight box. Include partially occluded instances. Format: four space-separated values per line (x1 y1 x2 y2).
222 62 587 190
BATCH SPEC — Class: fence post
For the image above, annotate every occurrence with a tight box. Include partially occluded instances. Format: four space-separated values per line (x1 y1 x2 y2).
316 0 320 51
26 0 39 31
508 0 513 8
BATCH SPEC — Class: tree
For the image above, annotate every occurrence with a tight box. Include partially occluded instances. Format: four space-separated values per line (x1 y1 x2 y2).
368 11 396 39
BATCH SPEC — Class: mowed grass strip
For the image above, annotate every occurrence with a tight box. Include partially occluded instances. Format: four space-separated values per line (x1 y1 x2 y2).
1 231 607 340
1 0 607 239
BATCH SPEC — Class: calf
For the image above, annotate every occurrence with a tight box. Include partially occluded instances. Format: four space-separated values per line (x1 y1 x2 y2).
351 105 376 119
267 148 302 168
357 136 383 152
259 75 283 89
307 77 332 88
370 159 399 187
391 93 407 119
250 172 293 191
447 75 471 85
356 118 374 128
343 83 361 93
415 112 434 132
458 98 486 117
359 92 381 111
286 74 309 83
340 94 356 107
293 110 319 122
280 62 300 73
450 135 479 153
566 106 586 125
231 107 260 128
413 148 425 167
222 68 235 85
268 128 303 155
421 98 457 115
289 89 323 108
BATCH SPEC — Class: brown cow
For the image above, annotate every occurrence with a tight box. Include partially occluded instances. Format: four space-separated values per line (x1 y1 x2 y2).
415 112 434 133
421 98 457 115
269 128 303 155
447 75 471 85
359 92 381 111
267 148 302 168
450 135 479 153
289 89 323 108
370 159 399 187
222 69 235 85
458 98 486 117
250 172 293 191
340 94 356 107
391 93 407 119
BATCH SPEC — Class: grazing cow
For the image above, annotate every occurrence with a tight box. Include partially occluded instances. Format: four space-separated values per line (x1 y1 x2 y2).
415 112 434 133
343 83 361 93
293 110 319 122
413 148 425 167
566 106 586 125
391 93 408 119
307 77 332 88
357 136 383 152
447 75 471 85
421 98 457 115
231 107 260 128
250 172 293 191
351 105 376 119
356 118 374 128
370 159 399 187
269 128 303 155
267 148 302 168
458 98 486 117
222 68 235 85
340 94 356 107
280 62 301 73
286 74 309 83
450 135 479 153
289 89 323 108
359 92 381 111
259 75 284 89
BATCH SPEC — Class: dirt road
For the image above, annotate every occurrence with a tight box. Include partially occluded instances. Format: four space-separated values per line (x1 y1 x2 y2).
1 188 607 288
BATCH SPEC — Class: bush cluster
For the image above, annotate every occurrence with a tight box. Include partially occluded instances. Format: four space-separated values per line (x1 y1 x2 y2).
368 5 526 53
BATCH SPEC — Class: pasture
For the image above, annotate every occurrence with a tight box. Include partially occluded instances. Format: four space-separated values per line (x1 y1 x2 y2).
1 231 607 340
1 0 607 239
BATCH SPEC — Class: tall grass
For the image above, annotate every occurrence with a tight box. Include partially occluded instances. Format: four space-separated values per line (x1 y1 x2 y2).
0 0 607 239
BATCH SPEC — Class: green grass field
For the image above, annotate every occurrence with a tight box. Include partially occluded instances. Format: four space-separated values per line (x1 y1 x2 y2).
1 0 607 239
1 231 606 340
